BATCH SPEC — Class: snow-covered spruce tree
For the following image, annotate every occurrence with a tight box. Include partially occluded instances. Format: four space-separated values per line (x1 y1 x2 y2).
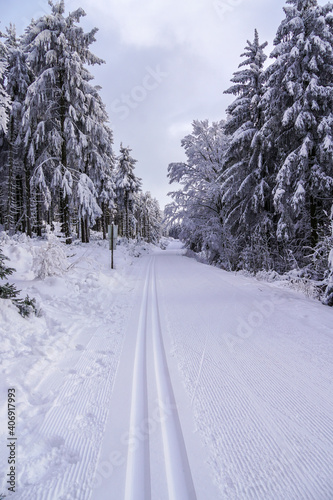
135 191 162 243
22 1 106 242
166 120 231 266
0 35 10 225
264 0 333 268
144 193 162 244
76 173 102 243
133 191 145 240
97 153 117 240
0 245 36 317
0 36 9 136
69 86 116 243
0 245 16 300
222 30 275 271
83 88 116 241
115 144 141 239
4 26 32 234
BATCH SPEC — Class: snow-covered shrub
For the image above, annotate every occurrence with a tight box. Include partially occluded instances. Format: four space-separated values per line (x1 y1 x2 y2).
285 276 322 300
256 270 281 282
323 269 333 306
33 233 68 279
110 236 150 258
14 295 37 317
0 243 36 317
305 234 333 281
323 211 333 306
184 249 207 264
159 237 170 250
128 240 151 258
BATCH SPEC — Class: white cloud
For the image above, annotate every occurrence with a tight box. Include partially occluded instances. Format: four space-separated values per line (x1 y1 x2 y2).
81 0 208 48
168 121 193 139
79 0 255 63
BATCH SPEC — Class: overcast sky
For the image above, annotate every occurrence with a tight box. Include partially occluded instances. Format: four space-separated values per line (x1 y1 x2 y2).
1 0 309 208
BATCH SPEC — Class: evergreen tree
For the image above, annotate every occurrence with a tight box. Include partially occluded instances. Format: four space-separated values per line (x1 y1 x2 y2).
135 191 162 243
98 156 117 239
4 26 32 234
0 36 8 135
76 173 102 243
222 30 273 270
0 245 36 317
84 88 116 241
166 120 230 264
0 35 9 226
115 144 141 239
22 0 105 242
264 0 333 263
0 245 16 300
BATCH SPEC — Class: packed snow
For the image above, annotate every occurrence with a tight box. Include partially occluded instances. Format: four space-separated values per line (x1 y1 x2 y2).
0 234 332 499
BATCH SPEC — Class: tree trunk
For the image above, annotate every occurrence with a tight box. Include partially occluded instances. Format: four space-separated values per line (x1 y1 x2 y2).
15 174 24 232
61 193 71 243
24 161 32 237
81 217 85 243
5 117 15 232
59 71 71 244
36 186 43 237
125 192 129 239
102 201 106 240
310 195 318 248
81 216 90 243
85 218 89 243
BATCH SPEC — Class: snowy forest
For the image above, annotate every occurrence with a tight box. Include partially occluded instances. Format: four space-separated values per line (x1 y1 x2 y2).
1 0 333 307
166 0 333 305
0 1 162 246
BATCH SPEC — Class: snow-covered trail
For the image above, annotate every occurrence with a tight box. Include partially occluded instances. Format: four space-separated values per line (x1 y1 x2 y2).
1 238 332 499
124 256 196 500
92 247 217 499
93 241 333 499
156 243 333 499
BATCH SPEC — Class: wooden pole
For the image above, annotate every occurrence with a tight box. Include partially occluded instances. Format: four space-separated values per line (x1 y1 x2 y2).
111 224 114 269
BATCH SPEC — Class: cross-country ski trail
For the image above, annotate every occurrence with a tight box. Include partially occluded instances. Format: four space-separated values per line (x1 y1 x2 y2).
92 240 333 499
5 238 331 499
93 248 217 499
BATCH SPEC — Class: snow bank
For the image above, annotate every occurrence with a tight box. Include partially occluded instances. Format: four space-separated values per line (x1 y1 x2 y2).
0 231 161 498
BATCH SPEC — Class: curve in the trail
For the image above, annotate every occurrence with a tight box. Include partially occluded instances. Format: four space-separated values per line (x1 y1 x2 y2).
151 258 197 500
124 259 151 500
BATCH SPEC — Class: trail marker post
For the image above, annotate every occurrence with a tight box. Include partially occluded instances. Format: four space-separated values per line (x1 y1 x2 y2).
108 224 118 269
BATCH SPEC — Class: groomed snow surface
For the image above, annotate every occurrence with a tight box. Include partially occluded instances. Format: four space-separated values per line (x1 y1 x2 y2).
0 234 332 499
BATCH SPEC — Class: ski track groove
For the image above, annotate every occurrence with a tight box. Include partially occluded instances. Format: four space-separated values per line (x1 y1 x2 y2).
124 258 151 500
124 256 197 500
151 258 197 500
